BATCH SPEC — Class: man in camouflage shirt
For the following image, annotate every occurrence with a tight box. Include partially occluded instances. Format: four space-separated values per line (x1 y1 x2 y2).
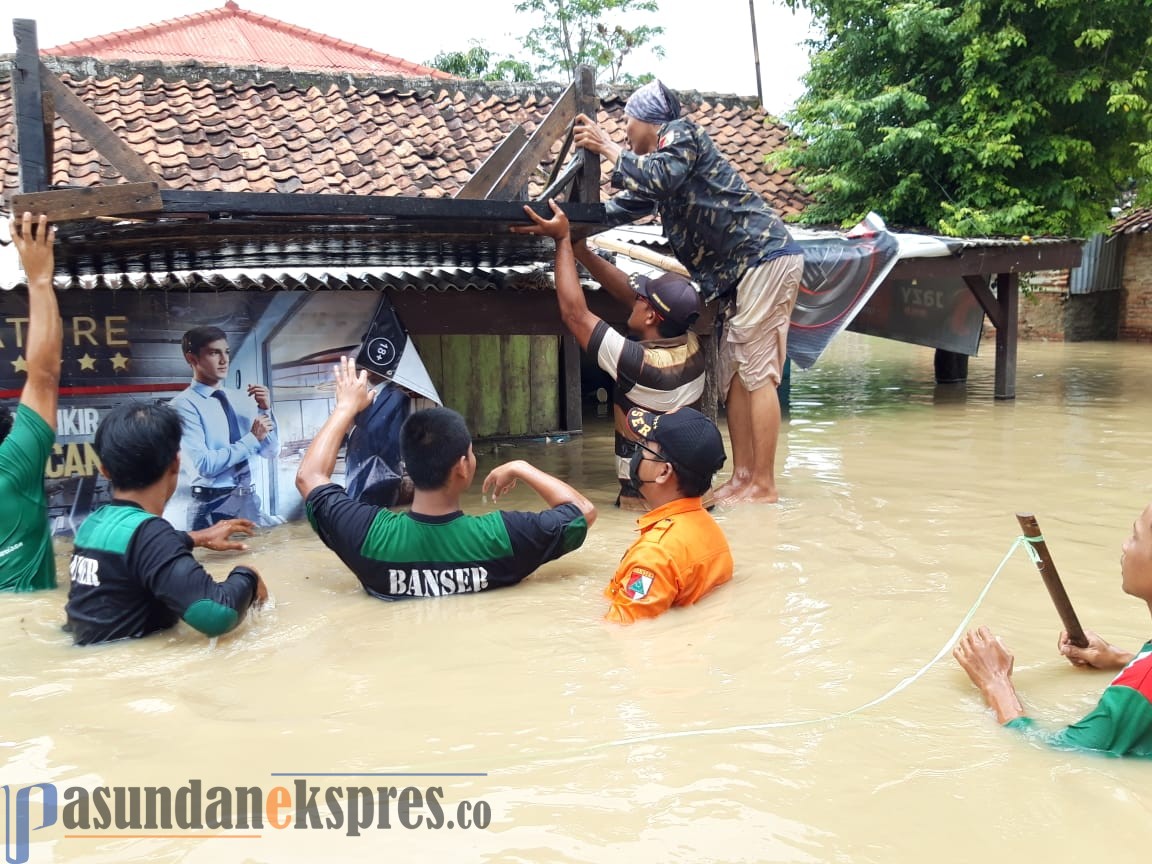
575 80 804 504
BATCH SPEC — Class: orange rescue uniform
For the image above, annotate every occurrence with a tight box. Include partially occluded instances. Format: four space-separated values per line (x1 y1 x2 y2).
604 496 733 623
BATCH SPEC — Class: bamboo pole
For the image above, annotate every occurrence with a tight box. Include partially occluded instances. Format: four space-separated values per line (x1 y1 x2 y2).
587 235 690 277
1015 512 1089 648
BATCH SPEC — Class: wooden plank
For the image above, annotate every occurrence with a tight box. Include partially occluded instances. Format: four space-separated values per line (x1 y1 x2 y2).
993 272 1019 400
389 289 621 336
472 336 502 437
887 243 1083 280
39 62 170 188
12 20 49 193
10 182 162 222
963 274 1002 329
158 189 604 223
501 335 531 437
573 65 601 204
41 91 55 185
410 334 444 398
528 335 558 433
486 85 577 200
441 335 473 424
560 333 582 432
454 125 529 200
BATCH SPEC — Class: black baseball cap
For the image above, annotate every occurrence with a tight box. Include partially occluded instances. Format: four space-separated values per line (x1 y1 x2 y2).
629 272 701 332
627 406 726 480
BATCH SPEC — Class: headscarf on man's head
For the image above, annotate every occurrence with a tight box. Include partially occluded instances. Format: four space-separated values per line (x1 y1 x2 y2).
624 80 682 126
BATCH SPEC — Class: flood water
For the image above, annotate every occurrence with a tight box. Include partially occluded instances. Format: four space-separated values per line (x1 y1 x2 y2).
3 333 1151 863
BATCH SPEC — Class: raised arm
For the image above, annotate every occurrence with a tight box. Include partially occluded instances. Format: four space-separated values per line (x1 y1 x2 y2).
10 213 62 426
483 459 597 528
511 200 601 349
573 240 635 309
295 356 375 499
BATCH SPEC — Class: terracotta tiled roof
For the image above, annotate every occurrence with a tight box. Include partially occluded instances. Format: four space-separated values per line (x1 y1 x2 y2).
1112 207 1152 234
43 1 452 80
0 58 808 215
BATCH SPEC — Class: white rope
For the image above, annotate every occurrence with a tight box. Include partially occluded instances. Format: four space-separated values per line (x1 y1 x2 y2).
594 536 1028 748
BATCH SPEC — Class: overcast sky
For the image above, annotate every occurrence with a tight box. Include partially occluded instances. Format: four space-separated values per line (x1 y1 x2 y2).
0 0 817 117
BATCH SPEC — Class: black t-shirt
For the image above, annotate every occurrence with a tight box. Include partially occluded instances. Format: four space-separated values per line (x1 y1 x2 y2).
305 483 589 600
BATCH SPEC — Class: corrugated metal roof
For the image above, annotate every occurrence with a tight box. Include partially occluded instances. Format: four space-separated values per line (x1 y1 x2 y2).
2 265 553 293
44 1 453 79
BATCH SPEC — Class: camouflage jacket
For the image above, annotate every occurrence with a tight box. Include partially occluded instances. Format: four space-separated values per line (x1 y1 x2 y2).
606 118 799 302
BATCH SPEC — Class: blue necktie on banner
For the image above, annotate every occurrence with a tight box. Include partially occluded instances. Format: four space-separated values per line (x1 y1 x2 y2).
211 390 251 487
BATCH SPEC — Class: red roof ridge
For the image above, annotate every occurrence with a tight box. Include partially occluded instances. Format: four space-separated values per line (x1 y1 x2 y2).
44 1 453 80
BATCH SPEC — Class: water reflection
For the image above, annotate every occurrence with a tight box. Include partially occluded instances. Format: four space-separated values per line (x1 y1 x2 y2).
2 334 1151 863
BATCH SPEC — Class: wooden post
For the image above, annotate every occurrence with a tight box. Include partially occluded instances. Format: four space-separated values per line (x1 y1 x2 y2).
561 333 583 433
700 331 719 420
573 64 601 204
934 349 969 383
1015 513 1088 648
994 271 1018 400
12 19 49 193
41 90 55 185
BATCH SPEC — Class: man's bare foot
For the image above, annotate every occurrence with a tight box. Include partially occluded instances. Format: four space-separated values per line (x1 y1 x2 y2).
712 476 747 502
729 483 779 504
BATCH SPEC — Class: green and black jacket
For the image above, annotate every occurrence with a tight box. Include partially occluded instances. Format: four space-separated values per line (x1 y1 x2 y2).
64 500 258 645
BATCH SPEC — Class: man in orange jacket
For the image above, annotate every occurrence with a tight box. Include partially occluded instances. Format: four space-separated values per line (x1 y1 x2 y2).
604 406 733 623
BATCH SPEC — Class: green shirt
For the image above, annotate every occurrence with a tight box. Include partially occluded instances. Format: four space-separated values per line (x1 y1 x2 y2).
0 404 57 591
1006 640 1152 758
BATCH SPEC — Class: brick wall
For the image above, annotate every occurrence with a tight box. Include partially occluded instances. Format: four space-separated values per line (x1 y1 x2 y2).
1120 234 1152 341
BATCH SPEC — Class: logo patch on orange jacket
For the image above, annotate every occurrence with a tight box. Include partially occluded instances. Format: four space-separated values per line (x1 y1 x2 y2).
625 568 655 599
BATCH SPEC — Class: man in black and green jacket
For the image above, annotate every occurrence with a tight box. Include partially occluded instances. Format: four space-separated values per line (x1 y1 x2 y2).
296 357 596 601
65 402 267 645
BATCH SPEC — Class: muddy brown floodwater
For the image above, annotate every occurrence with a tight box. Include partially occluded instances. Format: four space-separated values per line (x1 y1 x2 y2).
2 333 1150 863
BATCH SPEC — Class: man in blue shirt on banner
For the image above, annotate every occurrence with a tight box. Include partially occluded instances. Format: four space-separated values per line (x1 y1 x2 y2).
170 326 281 530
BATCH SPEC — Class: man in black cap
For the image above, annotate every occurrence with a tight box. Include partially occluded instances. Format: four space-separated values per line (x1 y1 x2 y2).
602 406 733 623
514 199 705 510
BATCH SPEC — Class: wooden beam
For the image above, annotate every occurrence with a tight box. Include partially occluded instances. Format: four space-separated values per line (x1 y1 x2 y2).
486 84 577 200
10 182 163 222
888 241 1083 280
454 125 528 200
963 274 1002 329
561 333 582 432
572 64 601 204
156 189 604 222
388 287 622 337
41 91 55 185
39 62 170 188
993 271 1019 400
12 19 49 193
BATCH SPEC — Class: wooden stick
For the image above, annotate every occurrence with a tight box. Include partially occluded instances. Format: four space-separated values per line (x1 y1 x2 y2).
588 235 691 277
1015 512 1089 648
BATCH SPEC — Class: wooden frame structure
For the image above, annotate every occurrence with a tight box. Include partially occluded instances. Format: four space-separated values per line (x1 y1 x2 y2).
6 18 1083 408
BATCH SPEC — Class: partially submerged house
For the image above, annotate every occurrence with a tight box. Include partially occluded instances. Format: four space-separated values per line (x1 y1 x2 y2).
0 5 811 527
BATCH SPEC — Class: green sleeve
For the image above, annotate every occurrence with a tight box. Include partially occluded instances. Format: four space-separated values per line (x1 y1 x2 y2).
1004 686 1152 758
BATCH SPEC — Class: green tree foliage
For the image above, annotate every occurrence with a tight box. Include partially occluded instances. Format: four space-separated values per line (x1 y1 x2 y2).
774 0 1152 236
514 0 664 83
429 42 535 82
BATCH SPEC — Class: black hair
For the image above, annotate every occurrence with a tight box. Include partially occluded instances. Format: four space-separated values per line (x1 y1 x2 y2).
182 326 227 356
0 404 12 447
400 407 472 491
94 401 183 491
671 464 712 498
